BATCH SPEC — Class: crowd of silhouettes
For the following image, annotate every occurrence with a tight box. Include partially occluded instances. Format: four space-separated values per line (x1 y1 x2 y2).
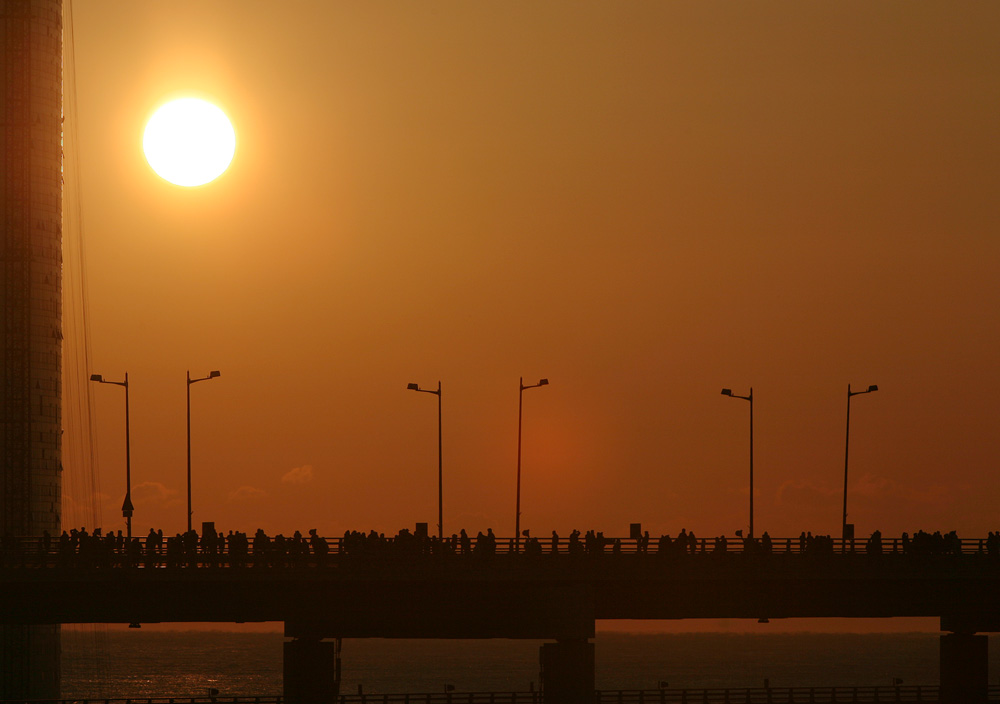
0 526 993 568
339 527 501 558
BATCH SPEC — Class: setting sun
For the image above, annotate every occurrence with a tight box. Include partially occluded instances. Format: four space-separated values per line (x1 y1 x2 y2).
142 98 235 187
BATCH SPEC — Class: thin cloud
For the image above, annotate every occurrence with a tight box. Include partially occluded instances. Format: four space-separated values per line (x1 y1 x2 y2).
854 473 898 500
775 480 838 508
228 485 267 503
132 481 178 507
282 464 314 485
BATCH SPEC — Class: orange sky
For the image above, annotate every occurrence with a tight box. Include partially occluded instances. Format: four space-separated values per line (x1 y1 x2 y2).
62 2 1000 549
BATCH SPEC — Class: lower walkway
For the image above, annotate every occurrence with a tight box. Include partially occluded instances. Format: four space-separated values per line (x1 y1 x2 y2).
8 685 1000 704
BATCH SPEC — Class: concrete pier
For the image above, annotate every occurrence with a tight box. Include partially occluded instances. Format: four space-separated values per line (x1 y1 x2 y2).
940 632 988 704
283 635 341 704
539 638 594 704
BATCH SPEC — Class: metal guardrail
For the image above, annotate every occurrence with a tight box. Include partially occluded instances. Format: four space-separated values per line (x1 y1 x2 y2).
10 686 1000 704
592 685 961 703
0 533 992 570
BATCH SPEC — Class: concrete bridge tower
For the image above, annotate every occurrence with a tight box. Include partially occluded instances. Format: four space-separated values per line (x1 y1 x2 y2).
0 0 63 698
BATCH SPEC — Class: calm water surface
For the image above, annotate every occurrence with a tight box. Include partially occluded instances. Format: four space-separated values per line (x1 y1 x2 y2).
62 630 991 698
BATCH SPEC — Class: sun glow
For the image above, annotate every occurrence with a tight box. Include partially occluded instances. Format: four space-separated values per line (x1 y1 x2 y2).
143 98 236 187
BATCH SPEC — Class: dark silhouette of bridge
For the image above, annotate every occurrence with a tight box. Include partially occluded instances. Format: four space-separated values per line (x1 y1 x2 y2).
2 529 998 704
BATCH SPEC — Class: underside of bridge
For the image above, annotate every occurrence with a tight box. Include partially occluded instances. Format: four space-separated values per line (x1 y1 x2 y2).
280 619 990 704
5 556 1000 701
282 622 595 704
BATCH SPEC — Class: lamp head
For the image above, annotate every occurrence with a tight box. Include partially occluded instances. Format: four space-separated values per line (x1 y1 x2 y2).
407 383 419 391
209 370 221 378
90 374 104 382
538 378 549 386
721 388 732 396
867 384 878 392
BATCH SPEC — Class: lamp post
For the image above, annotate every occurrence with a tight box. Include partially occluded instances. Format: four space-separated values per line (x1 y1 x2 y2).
187 370 221 532
721 387 753 539
90 373 133 537
407 381 443 539
516 376 548 552
843 383 878 541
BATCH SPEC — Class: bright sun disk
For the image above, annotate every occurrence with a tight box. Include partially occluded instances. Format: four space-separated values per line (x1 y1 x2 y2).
143 98 236 187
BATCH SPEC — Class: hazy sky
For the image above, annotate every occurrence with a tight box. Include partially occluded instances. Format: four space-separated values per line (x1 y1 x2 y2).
64 1 1000 543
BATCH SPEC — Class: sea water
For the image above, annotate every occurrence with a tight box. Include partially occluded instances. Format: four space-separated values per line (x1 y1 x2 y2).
62 629 996 698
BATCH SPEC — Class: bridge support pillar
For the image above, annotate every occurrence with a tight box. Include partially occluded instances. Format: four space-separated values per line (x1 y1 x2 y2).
283 635 341 704
0 624 60 700
940 632 987 704
540 638 594 704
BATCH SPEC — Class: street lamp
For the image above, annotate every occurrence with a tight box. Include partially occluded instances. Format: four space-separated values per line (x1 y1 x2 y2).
843 383 878 541
187 370 221 532
721 387 754 539
407 381 443 539
90 373 133 538
516 376 548 552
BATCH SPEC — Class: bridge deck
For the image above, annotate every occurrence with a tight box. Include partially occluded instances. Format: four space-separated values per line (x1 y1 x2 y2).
4 537 1000 637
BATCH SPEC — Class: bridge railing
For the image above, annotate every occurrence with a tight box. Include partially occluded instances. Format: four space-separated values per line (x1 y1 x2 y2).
594 684 951 703
0 533 992 570
11 686 1000 704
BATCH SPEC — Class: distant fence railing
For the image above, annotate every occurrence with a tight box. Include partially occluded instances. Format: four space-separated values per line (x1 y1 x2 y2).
9 685 1000 704
1 532 994 570
592 685 979 703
